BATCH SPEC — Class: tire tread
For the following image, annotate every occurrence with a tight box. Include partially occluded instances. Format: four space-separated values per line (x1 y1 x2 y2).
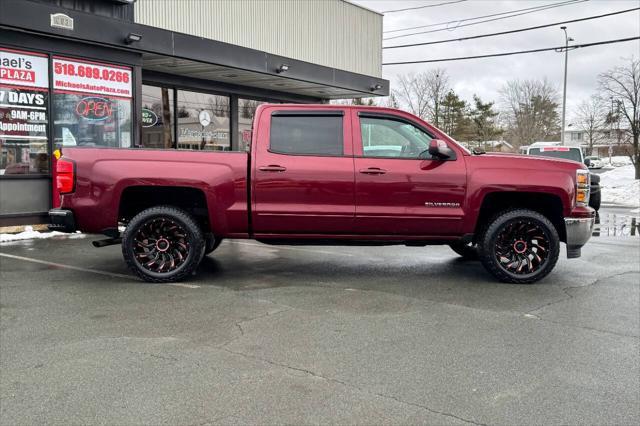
122 205 204 283
478 208 560 284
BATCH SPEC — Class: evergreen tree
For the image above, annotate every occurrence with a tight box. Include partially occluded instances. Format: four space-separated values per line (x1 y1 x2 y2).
440 90 472 140
471 95 502 146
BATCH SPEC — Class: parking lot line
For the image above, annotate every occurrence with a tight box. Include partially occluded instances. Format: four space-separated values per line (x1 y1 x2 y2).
0 252 133 279
0 252 202 288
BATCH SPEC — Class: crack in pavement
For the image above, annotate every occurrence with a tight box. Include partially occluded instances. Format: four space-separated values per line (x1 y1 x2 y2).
220 347 486 425
532 317 639 339
221 307 293 349
527 270 639 315
127 350 179 362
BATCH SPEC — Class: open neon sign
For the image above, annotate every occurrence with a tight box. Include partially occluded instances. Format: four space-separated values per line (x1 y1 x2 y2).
75 96 113 121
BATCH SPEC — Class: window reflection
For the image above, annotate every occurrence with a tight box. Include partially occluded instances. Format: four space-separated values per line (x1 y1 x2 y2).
238 98 264 152
177 90 230 151
141 85 174 149
53 92 132 148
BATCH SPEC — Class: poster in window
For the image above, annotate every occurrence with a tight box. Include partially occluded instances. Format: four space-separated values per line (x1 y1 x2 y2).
0 48 49 175
1 48 49 89
52 56 132 98
52 57 132 149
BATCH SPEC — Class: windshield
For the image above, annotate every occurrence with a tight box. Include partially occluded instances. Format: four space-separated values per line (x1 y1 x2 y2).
528 147 582 162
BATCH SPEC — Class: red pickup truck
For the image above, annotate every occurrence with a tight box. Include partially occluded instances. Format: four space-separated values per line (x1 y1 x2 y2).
49 104 595 284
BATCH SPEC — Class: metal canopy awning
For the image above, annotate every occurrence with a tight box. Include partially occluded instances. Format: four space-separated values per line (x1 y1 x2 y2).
142 54 373 100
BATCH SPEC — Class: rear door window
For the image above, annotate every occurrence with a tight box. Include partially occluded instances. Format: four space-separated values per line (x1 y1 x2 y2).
270 114 343 156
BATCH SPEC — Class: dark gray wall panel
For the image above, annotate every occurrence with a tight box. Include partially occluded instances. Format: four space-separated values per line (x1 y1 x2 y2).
0 180 51 215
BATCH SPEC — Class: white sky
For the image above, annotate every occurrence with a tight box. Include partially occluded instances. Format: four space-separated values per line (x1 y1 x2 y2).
352 0 640 122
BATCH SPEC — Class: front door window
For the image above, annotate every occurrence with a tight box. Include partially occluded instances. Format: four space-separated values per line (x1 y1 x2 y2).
360 116 432 159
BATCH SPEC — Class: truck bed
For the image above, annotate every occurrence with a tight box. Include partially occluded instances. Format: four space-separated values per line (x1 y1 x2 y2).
58 147 249 235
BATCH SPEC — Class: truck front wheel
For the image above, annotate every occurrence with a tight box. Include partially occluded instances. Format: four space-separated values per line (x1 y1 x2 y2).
122 206 204 283
477 209 560 284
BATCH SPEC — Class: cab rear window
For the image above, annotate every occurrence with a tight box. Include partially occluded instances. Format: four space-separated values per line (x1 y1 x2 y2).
270 114 343 156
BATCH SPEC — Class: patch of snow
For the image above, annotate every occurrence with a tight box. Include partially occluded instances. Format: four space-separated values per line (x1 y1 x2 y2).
0 226 82 243
602 156 634 168
599 165 640 207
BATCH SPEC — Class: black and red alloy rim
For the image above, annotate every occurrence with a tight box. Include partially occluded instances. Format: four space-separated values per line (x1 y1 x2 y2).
133 218 190 273
494 219 550 275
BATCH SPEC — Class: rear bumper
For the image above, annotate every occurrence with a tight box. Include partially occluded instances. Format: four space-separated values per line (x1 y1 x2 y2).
48 209 76 233
564 215 595 258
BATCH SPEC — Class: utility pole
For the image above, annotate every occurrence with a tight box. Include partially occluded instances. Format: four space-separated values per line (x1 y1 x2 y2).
609 96 614 165
559 26 573 145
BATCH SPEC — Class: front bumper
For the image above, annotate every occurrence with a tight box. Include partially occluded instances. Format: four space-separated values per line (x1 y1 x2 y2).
48 209 76 233
564 215 595 258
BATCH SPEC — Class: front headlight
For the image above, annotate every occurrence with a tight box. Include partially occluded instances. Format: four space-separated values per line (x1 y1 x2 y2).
576 169 590 206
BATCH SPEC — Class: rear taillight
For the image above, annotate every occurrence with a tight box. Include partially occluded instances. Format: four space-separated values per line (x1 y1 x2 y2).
56 158 75 194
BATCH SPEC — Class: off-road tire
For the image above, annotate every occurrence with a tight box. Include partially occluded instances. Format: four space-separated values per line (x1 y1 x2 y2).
449 241 479 260
122 205 204 283
477 209 560 284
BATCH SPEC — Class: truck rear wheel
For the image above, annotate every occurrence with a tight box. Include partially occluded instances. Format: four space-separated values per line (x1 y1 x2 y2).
477 209 559 284
122 206 204 283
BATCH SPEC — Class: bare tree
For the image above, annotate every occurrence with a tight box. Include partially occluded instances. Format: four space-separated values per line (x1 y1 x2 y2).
393 69 450 125
499 78 560 147
386 92 399 109
574 95 606 156
426 69 450 127
598 57 640 179
393 72 431 120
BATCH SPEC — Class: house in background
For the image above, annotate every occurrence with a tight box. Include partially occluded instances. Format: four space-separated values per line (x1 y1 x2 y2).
564 124 630 157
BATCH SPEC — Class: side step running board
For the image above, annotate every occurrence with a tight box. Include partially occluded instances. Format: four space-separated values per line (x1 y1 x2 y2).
92 237 122 248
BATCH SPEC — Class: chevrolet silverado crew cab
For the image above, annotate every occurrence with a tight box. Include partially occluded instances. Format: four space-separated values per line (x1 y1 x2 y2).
49 105 595 284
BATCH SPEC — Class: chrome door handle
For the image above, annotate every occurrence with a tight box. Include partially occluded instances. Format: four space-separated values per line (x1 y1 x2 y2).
359 167 387 175
259 165 287 172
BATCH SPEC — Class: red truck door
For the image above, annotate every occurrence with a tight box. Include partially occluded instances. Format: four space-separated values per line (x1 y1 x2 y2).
352 112 466 236
251 107 355 234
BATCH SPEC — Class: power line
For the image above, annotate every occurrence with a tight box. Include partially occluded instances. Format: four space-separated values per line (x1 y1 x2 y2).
384 7 640 49
383 0 582 34
382 36 640 65
381 0 467 14
383 0 586 39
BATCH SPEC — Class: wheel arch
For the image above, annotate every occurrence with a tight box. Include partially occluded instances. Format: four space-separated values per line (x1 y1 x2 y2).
473 191 566 243
118 185 212 233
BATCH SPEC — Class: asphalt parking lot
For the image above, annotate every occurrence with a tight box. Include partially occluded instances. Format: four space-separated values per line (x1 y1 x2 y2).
1 231 639 425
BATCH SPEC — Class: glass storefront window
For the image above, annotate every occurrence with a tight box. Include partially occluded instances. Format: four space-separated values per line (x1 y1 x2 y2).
141 85 174 149
53 93 132 148
1 48 50 175
177 90 229 151
51 57 133 149
237 98 264 152
0 86 49 175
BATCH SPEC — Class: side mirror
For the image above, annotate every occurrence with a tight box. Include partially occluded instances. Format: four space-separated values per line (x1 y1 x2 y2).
584 158 591 166
428 139 454 160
